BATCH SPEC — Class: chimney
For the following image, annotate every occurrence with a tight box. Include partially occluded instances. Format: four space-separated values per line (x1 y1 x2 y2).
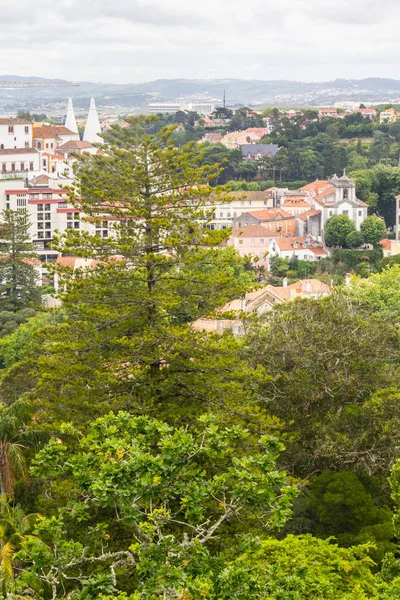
283 277 288 288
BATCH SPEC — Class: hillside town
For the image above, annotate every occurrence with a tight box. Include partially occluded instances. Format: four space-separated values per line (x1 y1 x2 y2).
2 90 400 599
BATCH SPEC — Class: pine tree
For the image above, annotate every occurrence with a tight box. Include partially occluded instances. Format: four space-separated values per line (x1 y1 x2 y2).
31 117 262 428
0 210 41 313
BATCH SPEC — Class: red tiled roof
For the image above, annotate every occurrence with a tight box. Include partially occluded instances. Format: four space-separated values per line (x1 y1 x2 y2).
247 208 293 221
297 208 322 221
0 118 31 125
231 225 279 238
57 140 94 150
33 126 76 139
281 198 311 208
299 180 330 193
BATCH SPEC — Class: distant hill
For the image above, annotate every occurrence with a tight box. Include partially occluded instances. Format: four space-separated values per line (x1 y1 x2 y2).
2 76 400 113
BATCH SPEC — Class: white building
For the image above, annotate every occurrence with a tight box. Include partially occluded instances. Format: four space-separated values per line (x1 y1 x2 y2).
299 174 368 233
0 177 109 263
33 126 79 154
148 101 216 116
0 118 32 150
0 148 40 176
268 235 328 265
205 190 275 230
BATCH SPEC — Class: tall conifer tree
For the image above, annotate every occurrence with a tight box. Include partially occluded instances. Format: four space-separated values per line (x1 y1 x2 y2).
0 210 40 313
36 117 260 427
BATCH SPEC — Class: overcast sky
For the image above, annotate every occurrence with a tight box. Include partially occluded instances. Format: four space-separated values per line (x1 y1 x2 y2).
0 0 398 83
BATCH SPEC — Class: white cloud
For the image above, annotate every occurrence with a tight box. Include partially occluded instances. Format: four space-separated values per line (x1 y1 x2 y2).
0 0 399 82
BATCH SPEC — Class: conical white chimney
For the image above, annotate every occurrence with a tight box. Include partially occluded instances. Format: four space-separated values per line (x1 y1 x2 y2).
83 97 103 144
65 98 78 134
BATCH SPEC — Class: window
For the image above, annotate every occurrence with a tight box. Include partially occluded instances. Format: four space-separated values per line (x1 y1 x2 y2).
342 210 349 216
329 211 333 217
103 230 108 238
37 204 43 211
24 142 29 149
264 200 268 205
8 126 13 134
67 222 73 229
67 213 73 221
1 164 5 172
239 240 243 245
29 194 39 199
50 143 53 149
43 194 53 199
16 198 26 207
0 144 3 149
37 232 44 239
25 126 29 134
102 220 107 228
220 212 223 218
45 232 51 239
37 223 44 230
227 212 231 218
29 162 34 171
343 189 348 199
11 163 15 172
74 222 80 229
45 222 51 230
251 239 255 245
38 142 41 150
358 210 362 216
45 204 51 210
46 143 49 149
45 213 51 221
260 239 264 244
37 213 43 222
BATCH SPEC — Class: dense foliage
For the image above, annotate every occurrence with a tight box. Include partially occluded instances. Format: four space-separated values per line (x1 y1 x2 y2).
1 117 400 597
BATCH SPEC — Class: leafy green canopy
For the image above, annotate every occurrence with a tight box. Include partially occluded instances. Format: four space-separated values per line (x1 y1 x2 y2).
16 412 296 599
324 214 357 248
245 292 400 476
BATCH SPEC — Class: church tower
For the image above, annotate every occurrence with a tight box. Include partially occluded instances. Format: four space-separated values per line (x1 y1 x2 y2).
65 98 78 134
83 97 103 144
334 171 356 203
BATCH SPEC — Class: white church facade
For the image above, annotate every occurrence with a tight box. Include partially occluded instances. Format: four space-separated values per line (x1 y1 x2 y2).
300 173 368 232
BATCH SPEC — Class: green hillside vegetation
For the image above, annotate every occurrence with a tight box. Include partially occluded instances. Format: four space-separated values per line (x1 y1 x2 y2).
1 116 400 597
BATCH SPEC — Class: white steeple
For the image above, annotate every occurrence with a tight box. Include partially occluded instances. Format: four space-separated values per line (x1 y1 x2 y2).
65 97 78 134
83 97 103 144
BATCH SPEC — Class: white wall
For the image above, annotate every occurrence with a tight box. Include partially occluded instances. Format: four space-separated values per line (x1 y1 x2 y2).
0 123 32 150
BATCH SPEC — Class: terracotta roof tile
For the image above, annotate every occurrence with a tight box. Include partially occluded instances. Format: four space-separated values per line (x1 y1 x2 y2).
247 208 293 221
231 225 279 238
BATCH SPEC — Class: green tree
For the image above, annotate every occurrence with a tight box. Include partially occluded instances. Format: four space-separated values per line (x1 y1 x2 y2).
24 117 261 429
361 215 387 246
245 293 400 476
15 412 296 599
348 264 400 322
0 210 41 313
324 215 357 247
292 471 395 563
346 229 364 248
0 400 45 498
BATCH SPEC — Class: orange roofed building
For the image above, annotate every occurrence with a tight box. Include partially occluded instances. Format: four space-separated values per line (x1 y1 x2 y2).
268 234 328 266
232 208 296 237
192 278 332 336
227 224 278 266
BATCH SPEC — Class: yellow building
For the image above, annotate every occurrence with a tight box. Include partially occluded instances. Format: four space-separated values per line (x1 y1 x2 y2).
379 108 398 124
